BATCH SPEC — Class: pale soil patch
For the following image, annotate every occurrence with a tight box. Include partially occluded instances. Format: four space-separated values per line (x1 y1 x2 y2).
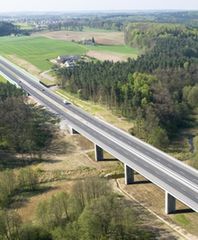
86 50 127 62
34 30 125 45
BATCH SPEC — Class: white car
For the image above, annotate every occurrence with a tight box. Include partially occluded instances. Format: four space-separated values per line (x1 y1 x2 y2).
63 100 70 105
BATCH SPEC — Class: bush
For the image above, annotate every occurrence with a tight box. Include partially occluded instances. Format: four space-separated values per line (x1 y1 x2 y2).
18 168 39 191
0 209 22 240
0 170 17 208
20 224 52 240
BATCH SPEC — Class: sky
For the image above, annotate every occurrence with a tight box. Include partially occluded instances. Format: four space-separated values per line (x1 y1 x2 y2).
0 0 198 12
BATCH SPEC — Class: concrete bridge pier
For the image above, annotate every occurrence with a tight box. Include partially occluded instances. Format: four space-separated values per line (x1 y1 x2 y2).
165 191 176 214
95 144 104 161
124 164 134 184
68 125 78 135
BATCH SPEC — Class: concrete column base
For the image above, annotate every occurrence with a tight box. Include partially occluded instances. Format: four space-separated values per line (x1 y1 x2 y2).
94 144 103 161
165 191 176 214
124 164 134 185
68 125 78 135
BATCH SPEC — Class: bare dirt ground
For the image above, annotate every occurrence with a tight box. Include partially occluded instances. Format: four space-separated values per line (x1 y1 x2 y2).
86 50 127 62
34 30 125 45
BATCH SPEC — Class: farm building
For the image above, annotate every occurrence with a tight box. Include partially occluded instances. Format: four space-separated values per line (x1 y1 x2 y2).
56 55 80 67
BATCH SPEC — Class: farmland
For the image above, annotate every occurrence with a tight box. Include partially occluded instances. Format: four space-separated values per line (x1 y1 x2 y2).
0 36 86 71
36 29 125 45
87 45 139 61
0 35 139 71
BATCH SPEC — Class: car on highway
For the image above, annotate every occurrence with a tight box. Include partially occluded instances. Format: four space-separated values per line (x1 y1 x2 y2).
63 99 71 105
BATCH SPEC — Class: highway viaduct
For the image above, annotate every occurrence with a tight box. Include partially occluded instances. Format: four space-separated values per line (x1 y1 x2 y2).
0 56 197 215
69 127 180 214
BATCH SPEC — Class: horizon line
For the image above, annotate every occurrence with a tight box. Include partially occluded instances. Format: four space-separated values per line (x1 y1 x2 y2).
0 9 198 14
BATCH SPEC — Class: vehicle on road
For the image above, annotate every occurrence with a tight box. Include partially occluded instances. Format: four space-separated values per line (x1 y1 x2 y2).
63 99 71 105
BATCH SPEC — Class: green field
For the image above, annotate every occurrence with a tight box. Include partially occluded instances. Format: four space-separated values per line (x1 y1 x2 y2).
0 36 139 71
0 36 87 71
173 214 190 226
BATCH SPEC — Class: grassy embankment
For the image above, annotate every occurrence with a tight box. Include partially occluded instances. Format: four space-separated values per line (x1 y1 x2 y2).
0 75 7 83
56 89 134 132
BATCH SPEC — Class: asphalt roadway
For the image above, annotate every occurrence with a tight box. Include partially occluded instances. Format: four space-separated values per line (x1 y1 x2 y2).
0 57 197 212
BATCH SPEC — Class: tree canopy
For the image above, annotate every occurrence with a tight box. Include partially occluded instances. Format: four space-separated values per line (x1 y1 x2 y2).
56 23 198 148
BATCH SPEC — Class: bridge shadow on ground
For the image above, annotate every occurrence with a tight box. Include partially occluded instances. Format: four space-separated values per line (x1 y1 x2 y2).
173 208 194 214
132 179 151 185
100 158 118 162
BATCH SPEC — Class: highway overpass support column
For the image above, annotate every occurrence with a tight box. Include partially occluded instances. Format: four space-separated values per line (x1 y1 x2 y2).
94 144 103 161
68 125 78 135
124 164 134 185
165 191 176 214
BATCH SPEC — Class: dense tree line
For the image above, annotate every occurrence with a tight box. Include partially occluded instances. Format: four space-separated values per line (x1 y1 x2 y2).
0 22 30 36
0 83 61 239
45 11 198 32
56 24 198 147
48 21 83 32
0 22 18 36
125 23 198 49
47 18 124 32
0 83 58 156
3 11 197 34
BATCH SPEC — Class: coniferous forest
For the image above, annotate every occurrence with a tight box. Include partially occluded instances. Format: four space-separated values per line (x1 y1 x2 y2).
56 23 198 147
